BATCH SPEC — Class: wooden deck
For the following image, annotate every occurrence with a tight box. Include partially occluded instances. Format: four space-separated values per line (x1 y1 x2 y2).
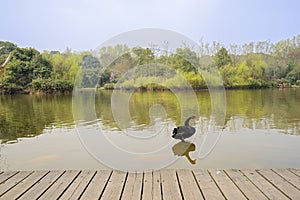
0 169 300 199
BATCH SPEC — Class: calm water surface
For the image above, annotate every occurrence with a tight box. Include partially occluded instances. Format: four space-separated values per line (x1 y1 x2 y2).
0 88 299 170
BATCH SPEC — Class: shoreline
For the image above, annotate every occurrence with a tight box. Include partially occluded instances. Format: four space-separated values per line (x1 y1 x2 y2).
1 85 299 95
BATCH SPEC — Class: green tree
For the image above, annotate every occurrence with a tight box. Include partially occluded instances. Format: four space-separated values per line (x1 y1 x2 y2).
79 54 101 88
31 54 52 79
99 44 130 67
0 41 17 69
3 47 46 86
45 51 81 82
81 55 101 69
245 53 266 79
171 47 199 73
132 47 155 66
214 47 232 69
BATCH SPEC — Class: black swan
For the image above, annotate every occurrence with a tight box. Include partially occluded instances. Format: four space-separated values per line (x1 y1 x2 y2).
172 116 196 141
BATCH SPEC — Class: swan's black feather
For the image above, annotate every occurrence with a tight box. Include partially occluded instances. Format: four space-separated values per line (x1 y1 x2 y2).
172 116 196 141
172 127 178 135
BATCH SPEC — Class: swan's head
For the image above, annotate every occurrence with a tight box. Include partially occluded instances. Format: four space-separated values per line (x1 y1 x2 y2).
191 116 197 122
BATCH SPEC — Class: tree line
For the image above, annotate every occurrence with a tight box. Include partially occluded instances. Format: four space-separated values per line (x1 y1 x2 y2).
0 35 300 94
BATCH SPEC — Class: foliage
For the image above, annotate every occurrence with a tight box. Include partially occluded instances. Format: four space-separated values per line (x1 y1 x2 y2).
43 50 81 83
103 83 115 90
0 82 23 94
1 34 300 94
220 53 267 88
132 47 155 66
1 46 81 94
0 41 17 65
214 47 232 69
30 78 73 93
168 48 199 73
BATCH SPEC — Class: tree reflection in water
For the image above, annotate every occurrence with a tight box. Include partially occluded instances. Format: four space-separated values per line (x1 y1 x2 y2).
0 89 299 144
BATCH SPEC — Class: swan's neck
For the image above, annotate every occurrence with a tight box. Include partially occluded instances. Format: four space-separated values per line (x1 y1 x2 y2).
184 117 193 126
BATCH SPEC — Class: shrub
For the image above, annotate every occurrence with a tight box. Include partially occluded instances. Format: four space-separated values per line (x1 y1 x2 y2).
30 78 73 93
145 83 166 91
103 83 115 90
0 82 24 94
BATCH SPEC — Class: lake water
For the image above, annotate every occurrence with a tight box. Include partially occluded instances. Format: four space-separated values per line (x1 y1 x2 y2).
0 88 299 171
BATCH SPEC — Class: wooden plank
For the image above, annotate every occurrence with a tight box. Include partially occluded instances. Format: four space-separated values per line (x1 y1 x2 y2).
257 169 300 199
142 171 162 200
121 172 143 200
18 170 65 200
0 169 299 200
38 170 80 200
225 169 268 199
193 169 224 199
59 170 96 200
241 169 289 200
0 171 48 200
176 169 203 200
142 171 152 200
100 170 127 200
273 169 300 190
0 171 32 197
160 170 182 200
289 168 300 177
209 169 246 199
0 171 18 184
153 170 162 200
80 170 112 199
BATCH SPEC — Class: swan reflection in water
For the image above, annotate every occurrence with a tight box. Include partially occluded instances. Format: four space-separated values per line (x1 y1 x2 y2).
172 141 196 165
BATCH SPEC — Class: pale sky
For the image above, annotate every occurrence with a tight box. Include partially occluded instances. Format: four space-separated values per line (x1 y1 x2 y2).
1 0 299 51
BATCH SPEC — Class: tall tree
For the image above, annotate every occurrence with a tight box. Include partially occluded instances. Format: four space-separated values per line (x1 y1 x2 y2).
214 47 232 69
3 47 52 86
132 47 155 66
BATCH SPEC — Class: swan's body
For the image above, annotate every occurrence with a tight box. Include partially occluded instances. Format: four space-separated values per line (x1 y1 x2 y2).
172 116 196 141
